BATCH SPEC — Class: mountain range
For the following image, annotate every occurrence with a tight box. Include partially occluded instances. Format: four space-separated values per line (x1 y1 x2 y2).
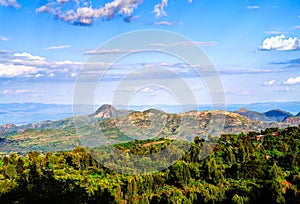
1 102 300 125
0 104 299 154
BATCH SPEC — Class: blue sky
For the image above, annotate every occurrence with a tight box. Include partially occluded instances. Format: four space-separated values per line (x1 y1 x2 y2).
0 0 300 106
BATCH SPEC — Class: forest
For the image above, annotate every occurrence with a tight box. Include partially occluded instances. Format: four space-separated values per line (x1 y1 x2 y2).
0 126 299 204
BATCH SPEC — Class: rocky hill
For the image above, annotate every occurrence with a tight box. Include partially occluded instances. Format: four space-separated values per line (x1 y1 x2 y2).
283 116 300 126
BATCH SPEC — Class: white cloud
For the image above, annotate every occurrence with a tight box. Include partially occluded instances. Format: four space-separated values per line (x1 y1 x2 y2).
276 87 294 91
177 41 217 47
291 26 300 30
83 48 163 55
57 0 69 4
242 91 251 96
259 35 300 51
264 30 287 35
283 76 300 85
153 0 168 17
263 79 276 86
0 35 9 41
0 64 39 78
246 5 260 9
15 89 32 94
2 90 11 95
1 89 32 95
46 45 71 50
0 0 20 8
14 52 45 61
0 50 9 54
154 21 173 26
36 0 143 25
35 73 44 78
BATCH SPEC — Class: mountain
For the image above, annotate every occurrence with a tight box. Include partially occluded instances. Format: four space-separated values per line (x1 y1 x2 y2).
234 108 271 122
297 112 300 117
93 104 117 119
1 102 300 125
92 104 132 119
264 109 293 122
97 109 286 142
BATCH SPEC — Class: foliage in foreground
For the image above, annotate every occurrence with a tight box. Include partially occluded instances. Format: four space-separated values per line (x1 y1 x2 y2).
0 126 299 203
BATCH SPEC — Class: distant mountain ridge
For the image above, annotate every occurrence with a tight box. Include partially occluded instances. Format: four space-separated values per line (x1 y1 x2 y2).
264 109 293 122
1 102 300 125
233 108 297 123
0 104 299 154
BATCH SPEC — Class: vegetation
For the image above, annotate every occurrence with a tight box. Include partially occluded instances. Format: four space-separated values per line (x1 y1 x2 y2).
0 126 299 203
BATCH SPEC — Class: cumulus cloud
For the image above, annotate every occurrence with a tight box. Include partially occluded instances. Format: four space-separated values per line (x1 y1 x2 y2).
153 0 168 17
263 79 276 86
0 0 20 8
46 45 71 50
36 0 143 25
0 51 86 79
283 76 300 85
246 5 259 9
259 35 300 51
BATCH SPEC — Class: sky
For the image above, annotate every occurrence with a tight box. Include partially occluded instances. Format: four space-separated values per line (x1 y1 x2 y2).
0 0 300 107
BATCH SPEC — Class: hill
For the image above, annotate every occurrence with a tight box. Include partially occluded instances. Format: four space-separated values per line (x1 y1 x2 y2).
0 126 299 203
264 109 293 122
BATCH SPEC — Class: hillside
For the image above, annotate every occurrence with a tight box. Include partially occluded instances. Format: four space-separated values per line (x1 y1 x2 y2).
0 126 299 203
283 116 300 126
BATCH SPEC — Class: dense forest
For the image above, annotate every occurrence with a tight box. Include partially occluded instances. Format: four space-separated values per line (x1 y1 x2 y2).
0 126 299 203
